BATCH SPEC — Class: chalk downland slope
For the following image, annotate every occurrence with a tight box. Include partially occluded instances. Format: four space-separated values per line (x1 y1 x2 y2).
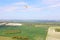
46 27 60 40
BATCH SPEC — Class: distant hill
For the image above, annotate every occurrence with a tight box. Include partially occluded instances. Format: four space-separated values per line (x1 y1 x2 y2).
0 20 60 23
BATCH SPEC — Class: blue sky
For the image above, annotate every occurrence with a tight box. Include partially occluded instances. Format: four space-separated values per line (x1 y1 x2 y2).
0 0 60 20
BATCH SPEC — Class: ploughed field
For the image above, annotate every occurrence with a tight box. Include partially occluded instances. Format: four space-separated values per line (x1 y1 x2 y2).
0 24 49 40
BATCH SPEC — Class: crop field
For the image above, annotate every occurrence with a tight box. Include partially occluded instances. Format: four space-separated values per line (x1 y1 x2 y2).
0 22 60 40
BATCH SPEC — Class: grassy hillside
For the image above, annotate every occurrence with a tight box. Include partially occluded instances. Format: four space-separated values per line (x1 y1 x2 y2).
0 23 49 40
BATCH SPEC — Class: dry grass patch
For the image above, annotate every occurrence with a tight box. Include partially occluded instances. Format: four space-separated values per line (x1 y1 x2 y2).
12 36 29 40
5 30 21 34
34 36 43 40
0 36 16 40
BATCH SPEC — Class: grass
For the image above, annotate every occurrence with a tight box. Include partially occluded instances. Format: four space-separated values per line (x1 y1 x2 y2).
0 36 16 40
0 24 49 40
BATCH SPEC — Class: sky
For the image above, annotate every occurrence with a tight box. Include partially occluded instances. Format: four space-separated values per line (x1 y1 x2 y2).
0 0 60 20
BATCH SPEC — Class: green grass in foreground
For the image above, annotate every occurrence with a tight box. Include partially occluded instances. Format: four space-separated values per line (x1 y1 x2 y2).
0 25 49 40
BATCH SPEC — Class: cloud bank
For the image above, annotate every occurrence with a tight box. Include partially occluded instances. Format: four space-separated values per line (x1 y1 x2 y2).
0 2 41 13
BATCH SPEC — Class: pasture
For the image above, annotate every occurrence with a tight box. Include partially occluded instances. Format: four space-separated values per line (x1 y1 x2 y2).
0 22 59 40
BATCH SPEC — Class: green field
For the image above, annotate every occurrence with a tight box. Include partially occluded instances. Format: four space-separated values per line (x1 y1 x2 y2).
0 24 48 40
0 22 59 40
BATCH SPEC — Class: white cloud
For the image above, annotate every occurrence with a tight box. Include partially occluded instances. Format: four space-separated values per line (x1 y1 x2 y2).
14 2 27 5
0 2 42 13
1 1 59 14
48 3 60 8
16 8 42 12
42 0 60 8
42 0 60 5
